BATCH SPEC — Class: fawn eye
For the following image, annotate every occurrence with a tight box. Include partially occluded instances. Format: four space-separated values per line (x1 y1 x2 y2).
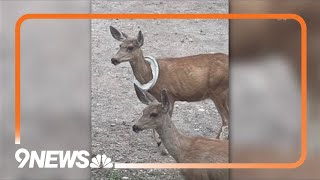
150 113 158 117
127 46 134 51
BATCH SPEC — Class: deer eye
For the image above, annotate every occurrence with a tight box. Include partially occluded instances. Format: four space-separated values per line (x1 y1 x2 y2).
150 113 158 117
127 46 134 51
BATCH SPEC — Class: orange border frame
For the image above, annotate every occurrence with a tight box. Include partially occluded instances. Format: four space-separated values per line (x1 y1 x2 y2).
15 14 307 169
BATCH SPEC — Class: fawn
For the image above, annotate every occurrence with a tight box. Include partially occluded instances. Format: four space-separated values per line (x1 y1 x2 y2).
132 84 229 180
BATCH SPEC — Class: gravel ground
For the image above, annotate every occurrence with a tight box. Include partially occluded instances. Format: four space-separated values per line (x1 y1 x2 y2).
91 1 228 179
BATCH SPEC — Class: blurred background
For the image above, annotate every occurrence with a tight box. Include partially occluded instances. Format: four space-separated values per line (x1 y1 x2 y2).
0 0 319 179
230 0 320 179
0 0 91 179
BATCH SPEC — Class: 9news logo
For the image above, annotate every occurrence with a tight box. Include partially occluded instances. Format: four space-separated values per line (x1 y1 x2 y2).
15 148 113 169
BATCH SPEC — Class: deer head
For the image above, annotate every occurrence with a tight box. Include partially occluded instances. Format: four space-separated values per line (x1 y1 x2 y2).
132 84 171 133
110 26 144 65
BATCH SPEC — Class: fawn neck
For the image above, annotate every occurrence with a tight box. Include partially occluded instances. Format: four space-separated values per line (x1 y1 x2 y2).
155 114 189 162
129 49 153 84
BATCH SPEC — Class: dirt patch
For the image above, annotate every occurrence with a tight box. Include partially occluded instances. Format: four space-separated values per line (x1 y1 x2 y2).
91 1 228 179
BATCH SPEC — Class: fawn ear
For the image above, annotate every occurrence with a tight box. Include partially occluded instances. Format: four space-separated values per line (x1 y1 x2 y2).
110 26 128 42
160 89 170 113
134 84 155 105
137 30 144 47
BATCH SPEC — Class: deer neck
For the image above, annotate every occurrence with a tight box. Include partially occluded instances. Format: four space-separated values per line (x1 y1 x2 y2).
129 50 153 85
155 115 188 163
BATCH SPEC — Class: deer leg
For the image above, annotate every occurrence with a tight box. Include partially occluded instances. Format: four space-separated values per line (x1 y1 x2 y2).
210 92 229 139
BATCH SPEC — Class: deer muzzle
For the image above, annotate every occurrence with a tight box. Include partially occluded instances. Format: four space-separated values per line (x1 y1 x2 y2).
132 125 142 133
111 58 120 65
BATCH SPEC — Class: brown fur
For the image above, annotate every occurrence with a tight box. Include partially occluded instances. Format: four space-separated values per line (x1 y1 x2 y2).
110 26 229 139
132 87 229 180
151 54 229 102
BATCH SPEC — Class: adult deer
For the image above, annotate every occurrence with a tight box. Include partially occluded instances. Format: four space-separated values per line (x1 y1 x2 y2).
132 85 229 180
110 26 229 153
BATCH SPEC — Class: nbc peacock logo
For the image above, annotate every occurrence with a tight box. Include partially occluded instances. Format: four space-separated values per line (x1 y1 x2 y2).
90 154 113 169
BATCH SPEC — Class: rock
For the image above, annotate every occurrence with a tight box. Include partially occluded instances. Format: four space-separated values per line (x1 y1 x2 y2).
111 124 116 127
198 108 205 112
122 177 129 180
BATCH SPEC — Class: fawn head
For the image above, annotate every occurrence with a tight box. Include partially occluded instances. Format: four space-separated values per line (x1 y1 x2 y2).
132 84 171 133
110 26 144 65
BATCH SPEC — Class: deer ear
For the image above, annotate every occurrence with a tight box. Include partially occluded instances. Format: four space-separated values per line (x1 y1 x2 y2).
137 30 144 47
160 89 170 113
110 26 128 42
134 84 155 105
